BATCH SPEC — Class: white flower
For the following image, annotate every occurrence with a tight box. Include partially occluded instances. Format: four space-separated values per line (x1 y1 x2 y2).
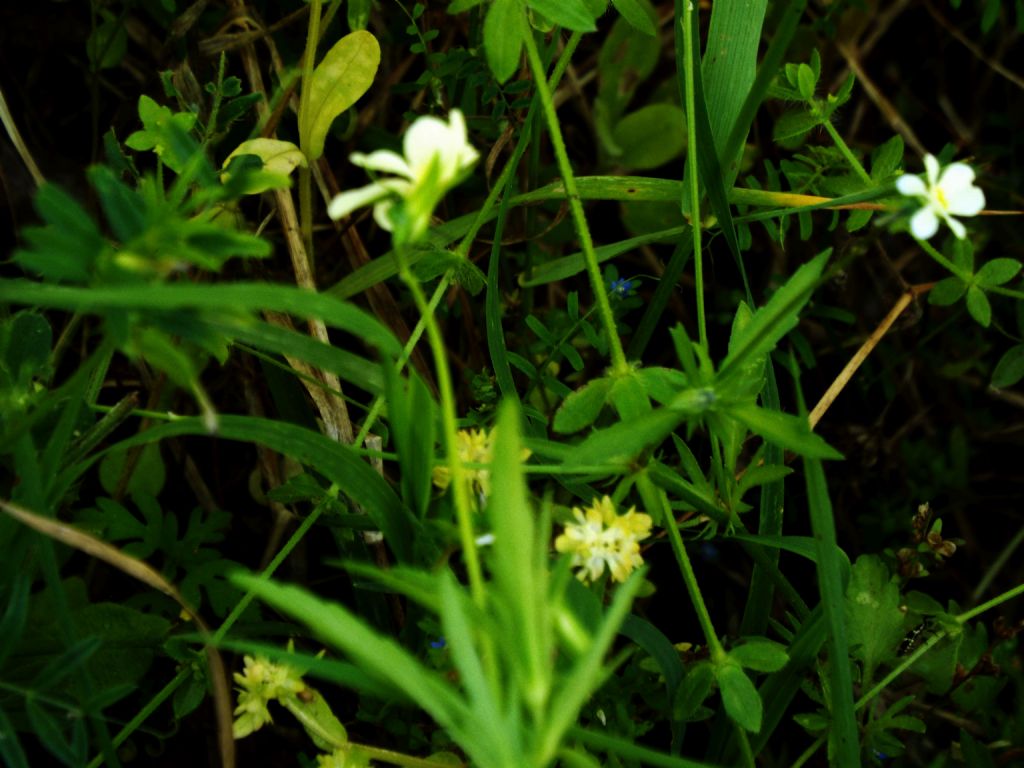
327 110 478 243
554 496 653 584
895 154 985 240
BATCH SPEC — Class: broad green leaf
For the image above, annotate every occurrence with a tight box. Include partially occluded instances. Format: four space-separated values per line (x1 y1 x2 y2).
966 284 992 327
611 0 655 35
568 407 682 466
974 257 1022 287
796 63 816 101
844 555 909 684
98 444 166 498
554 377 613 433
717 249 831 387
611 104 687 170
525 0 597 31
484 0 524 83
716 662 762 732
992 344 1024 388
597 14 660 119
299 31 380 160
729 639 789 673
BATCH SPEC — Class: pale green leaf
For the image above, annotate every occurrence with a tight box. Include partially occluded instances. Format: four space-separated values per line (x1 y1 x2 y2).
299 30 380 160
484 0 524 82
716 662 762 732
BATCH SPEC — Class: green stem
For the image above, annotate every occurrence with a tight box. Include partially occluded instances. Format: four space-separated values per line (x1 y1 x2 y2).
821 119 872 185
681 2 707 350
454 31 583 260
637 472 725 662
956 579 1024 624
298 0 323 264
355 273 453 446
393 247 485 606
917 238 970 280
520 26 628 374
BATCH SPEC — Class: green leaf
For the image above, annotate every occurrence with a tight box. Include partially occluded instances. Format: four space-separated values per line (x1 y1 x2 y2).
772 108 822 143
674 662 714 721
610 104 687 170
222 138 306 194
796 63 816 101
88 165 148 243
992 344 1024 388
98 444 166 498
448 0 487 11
929 276 967 306
554 377 613 433
729 639 789 673
727 403 841 460
299 30 380 161
484 0 524 83
611 0 655 35
716 662 762 732
975 257 1022 287
567 407 682 466
525 0 597 31
597 12 660 119
718 249 830 388
844 555 908 684
86 12 127 70
966 284 992 327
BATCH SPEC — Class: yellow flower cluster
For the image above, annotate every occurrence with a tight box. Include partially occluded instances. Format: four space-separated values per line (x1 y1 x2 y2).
232 654 306 739
554 496 653 584
432 428 495 497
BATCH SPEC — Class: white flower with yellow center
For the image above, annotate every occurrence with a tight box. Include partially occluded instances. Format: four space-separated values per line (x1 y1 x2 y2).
555 496 653 584
327 109 478 243
895 154 985 240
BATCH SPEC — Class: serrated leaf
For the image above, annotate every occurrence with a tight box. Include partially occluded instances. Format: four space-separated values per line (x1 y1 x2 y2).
716 662 762 732
299 31 380 161
554 377 613 433
525 0 597 31
845 555 908 684
992 344 1024 388
966 284 992 327
974 257 1022 287
729 639 789 673
484 0 524 82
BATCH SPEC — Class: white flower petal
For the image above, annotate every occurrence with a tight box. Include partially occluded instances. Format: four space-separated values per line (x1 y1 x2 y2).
945 186 985 217
350 149 413 178
942 213 967 239
909 207 940 240
937 162 976 193
403 116 453 179
372 198 396 231
327 183 391 220
923 154 941 186
896 174 927 197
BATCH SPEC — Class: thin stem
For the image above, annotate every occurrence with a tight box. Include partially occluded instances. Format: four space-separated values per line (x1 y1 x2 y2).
917 238 970 280
821 119 872 185
681 2 707 350
956 579 1024 625
454 31 584 260
354 273 452 446
637 472 725 662
394 247 485 606
520 26 628 374
298 0 323 264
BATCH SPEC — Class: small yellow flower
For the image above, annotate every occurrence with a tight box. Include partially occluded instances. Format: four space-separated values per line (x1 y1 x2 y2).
554 496 653 584
432 428 494 497
232 655 306 739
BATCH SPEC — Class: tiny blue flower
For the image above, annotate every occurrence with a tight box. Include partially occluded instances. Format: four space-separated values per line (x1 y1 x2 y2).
430 637 447 649
610 277 635 298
